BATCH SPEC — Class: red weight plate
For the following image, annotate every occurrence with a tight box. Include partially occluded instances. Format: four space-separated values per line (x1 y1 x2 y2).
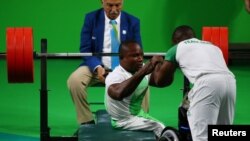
23 27 34 82
211 27 220 47
220 27 229 65
15 28 25 82
202 27 212 42
6 28 16 83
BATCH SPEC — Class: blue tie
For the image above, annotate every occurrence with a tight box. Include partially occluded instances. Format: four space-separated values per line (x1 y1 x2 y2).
110 20 120 70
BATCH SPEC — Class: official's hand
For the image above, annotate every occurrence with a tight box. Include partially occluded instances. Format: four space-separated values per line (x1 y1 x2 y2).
96 66 106 83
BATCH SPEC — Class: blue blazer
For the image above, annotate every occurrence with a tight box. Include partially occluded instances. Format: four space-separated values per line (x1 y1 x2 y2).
79 8 142 72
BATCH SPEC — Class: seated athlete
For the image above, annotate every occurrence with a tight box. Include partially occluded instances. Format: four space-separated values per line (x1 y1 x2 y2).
104 40 165 139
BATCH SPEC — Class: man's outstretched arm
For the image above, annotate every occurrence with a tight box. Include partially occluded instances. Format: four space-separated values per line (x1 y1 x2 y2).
149 60 176 87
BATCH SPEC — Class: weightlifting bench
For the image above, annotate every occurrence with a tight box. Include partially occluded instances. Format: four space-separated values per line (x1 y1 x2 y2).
78 110 156 141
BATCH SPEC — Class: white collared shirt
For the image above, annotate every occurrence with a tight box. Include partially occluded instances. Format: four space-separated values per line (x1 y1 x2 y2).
102 13 121 69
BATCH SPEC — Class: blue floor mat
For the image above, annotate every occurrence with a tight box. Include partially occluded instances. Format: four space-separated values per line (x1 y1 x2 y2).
0 133 39 141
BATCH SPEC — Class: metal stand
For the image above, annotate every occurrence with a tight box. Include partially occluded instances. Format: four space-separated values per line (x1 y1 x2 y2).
178 76 192 141
40 39 77 141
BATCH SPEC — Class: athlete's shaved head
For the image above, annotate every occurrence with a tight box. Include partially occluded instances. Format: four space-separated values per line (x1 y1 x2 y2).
119 40 143 73
119 40 140 59
172 25 196 44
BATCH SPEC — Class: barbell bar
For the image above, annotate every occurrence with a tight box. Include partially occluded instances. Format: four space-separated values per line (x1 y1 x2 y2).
0 52 166 58
2 27 228 83
36 52 166 57
0 52 166 57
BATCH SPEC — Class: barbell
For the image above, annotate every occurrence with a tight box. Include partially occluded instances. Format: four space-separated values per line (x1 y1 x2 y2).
1 27 228 83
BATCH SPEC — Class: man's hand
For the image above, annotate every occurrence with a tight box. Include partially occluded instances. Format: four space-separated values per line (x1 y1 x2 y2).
150 55 164 67
96 66 107 83
140 62 155 75
138 56 164 76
